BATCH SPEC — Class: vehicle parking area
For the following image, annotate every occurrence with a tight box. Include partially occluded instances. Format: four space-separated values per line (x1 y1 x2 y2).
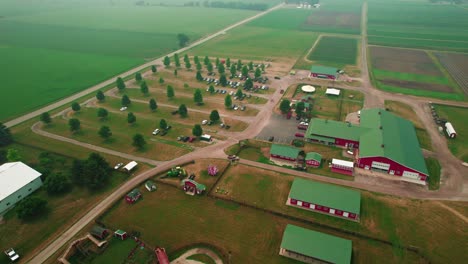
255 113 305 144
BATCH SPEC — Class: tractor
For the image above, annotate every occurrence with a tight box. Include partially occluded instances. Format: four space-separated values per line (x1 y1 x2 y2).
163 166 187 179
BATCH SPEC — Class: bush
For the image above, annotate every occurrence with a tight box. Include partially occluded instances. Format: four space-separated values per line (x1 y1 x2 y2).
44 173 72 195
16 197 48 220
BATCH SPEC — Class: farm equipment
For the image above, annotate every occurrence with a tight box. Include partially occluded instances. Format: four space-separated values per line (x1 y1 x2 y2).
4 248 19 262
163 166 187 179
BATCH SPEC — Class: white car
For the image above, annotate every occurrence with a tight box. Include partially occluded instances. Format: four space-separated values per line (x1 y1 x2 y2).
120 106 128 111
152 129 160 135
202 120 208 125
114 163 124 170
4 248 19 262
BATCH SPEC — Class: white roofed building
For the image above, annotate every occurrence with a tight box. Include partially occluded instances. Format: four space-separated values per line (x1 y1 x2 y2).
0 162 43 215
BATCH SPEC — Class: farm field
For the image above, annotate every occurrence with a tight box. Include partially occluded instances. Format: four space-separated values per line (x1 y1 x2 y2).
384 101 432 151
307 36 359 67
0 1 259 121
433 104 468 162
435 52 468 95
369 46 464 100
367 0 468 52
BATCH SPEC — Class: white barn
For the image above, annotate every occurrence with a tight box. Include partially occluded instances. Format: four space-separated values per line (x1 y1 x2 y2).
0 162 43 215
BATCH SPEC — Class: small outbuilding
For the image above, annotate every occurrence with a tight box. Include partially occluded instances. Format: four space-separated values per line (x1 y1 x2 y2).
155 247 170 264
125 188 141 204
123 161 138 172
310 65 338 80
325 88 341 96
301 85 316 93
270 144 303 165
200 134 212 142
331 159 354 176
280 224 352 264
145 180 157 192
114 229 128 240
90 225 108 240
182 179 206 195
305 152 322 167
445 122 457 138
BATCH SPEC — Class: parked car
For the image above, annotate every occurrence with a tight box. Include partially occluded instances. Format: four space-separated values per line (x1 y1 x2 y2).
274 76 281 80
202 120 208 125
280 89 284 94
295 133 305 138
4 248 19 262
160 130 167 136
171 110 179 115
152 128 160 135
268 136 274 142
188 137 196 143
120 106 128 111
114 163 124 170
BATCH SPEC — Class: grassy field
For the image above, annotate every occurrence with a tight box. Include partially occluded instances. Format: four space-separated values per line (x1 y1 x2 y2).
384 100 432 151
367 0 468 52
0 1 258 121
433 104 468 162
425 158 441 191
307 36 358 67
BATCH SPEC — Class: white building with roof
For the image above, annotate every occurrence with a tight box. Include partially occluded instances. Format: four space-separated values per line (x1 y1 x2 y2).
0 162 43 215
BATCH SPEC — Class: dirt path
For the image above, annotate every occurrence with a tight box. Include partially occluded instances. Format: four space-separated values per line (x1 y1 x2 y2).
171 248 223 264
434 201 468 224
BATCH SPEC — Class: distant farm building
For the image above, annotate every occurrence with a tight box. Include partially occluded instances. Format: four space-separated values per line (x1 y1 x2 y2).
305 108 429 184
445 122 457 138
114 229 128 240
279 224 352 264
305 152 322 167
182 179 206 195
155 247 170 264
310 65 338 80
145 180 157 192
325 88 341 96
123 161 138 172
0 162 43 214
125 188 141 204
301 85 316 93
331 159 354 176
90 225 108 240
287 178 361 221
270 144 304 165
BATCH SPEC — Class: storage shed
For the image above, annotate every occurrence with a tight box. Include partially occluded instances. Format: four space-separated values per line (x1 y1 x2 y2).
310 65 338 80
331 159 354 176
90 226 108 240
445 122 457 138
305 152 322 167
123 161 138 172
125 188 141 204
270 144 303 165
182 179 206 195
279 224 352 264
145 180 157 192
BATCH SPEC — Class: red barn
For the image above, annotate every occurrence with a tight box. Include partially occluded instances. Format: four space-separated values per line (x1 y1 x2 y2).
181 179 206 195
310 65 338 80
305 109 429 184
287 178 361 221
270 144 303 165
331 159 354 176
305 152 322 167
155 247 169 264
125 189 141 204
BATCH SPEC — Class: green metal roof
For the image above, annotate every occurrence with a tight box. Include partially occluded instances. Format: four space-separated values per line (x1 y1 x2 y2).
127 188 141 198
359 109 428 175
305 152 322 161
270 144 301 159
305 119 365 142
310 65 338 76
289 178 361 214
281 224 352 264
307 134 335 144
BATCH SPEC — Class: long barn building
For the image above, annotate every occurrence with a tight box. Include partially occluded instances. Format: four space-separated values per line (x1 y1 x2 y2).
305 108 429 183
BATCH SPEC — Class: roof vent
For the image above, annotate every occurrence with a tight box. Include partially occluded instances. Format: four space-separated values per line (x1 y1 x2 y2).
381 144 385 148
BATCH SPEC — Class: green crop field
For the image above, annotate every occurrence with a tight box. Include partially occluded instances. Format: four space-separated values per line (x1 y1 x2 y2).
0 0 257 121
367 0 468 52
434 104 468 162
308 36 358 67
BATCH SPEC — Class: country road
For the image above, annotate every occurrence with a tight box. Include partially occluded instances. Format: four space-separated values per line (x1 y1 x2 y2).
23 2 468 263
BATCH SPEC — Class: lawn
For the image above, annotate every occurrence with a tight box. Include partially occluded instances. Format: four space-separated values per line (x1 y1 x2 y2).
307 36 359 67
0 1 258 121
433 104 468 162
425 158 441 191
384 100 432 151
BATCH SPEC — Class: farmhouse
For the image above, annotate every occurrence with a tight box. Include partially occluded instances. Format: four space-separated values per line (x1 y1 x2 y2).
287 178 361 221
0 162 43 215
310 65 338 80
279 224 352 264
270 144 303 165
305 152 322 167
125 189 141 204
305 108 429 183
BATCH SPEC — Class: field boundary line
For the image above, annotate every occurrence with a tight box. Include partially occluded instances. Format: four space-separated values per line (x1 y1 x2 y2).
426 51 465 95
367 44 468 55
368 34 468 43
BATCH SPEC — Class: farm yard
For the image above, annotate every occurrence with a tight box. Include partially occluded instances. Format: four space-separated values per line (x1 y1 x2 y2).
433 105 468 162
369 46 464 100
307 36 359 68
367 0 468 53
0 0 260 121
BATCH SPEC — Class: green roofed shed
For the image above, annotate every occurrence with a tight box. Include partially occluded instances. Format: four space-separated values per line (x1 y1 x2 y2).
310 65 338 76
305 152 322 161
270 144 301 159
306 119 365 142
289 178 361 215
281 224 352 264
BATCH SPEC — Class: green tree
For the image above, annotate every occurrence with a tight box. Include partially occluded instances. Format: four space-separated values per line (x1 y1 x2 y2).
194 55 200 65
209 110 220 123
242 65 249 77
149 98 158 111
96 90 105 102
261 63 265 72
69 118 80 133
40 112 52 125
116 77 126 91
248 61 254 71
98 125 112 139
127 112 136 125
218 63 225 75
179 104 188 117
160 119 168 130
0 123 13 147
237 59 242 70
207 62 213 73
184 54 189 64
204 55 210 65
167 85 175 99
245 78 253 90
44 173 71 195
208 85 215 94
174 69 178 77
0 150 6 164
7 148 21 162
196 71 203 81
296 101 305 117
215 57 220 66
196 62 202 71
164 56 171 67
235 88 243 98
132 133 146 150
159 77 165 84
16 197 47 220
194 89 203 104
230 65 237 78
226 58 231 67
255 67 262 78
174 53 180 67
220 74 227 86
280 99 291 114
71 102 81 112
97 108 108 120
71 153 111 189
177 33 189 47
192 124 203 137
135 72 142 82
185 60 192 70
151 65 157 73
140 81 149 95
121 95 131 106
225 94 232 108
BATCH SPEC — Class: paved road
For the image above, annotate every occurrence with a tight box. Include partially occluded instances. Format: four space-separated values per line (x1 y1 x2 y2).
4 3 284 129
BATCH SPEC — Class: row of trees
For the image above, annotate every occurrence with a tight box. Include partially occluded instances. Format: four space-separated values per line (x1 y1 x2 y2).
279 99 306 117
